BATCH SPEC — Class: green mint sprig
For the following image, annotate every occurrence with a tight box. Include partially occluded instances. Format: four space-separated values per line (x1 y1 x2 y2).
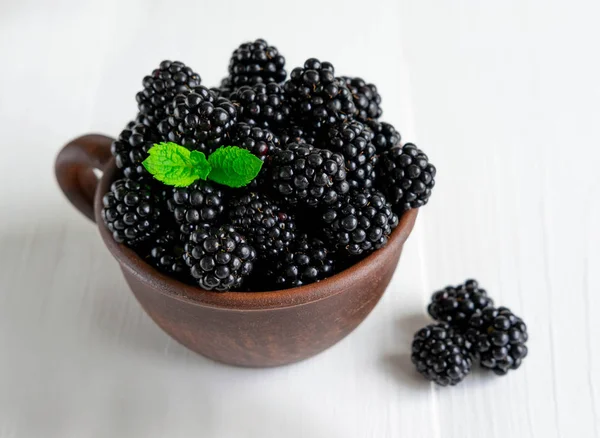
142 142 263 188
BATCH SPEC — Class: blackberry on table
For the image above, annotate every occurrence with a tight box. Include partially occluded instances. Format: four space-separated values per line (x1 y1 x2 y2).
341 76 382 122
228 38 286 87
229 192 296 259
378 143 436 213
184 225 256 291
230 83 290 128
327 121 378 190
321 189 398 256
101 178 162 246
412 323 472 386
466 307 529 376
428 279 494 329
284 58 356 130
143 230 187 278
136 60 202 126
111 119 160 180
266 234 334 289
157 86 237 154
270 142 350 207
167 181 226 238
366 120 401 153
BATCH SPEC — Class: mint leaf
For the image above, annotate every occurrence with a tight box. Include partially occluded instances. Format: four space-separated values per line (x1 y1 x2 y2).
142 142 210 187
207 146 263 188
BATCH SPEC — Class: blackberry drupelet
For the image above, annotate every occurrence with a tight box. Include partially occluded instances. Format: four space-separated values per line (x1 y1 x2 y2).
428 279 494 329
378 143 436 213
167 181 225 238
284 58 357 130
229 192 296 258
266 234 334 289
466 307 528 376
143 230 187 277
230 83 290 128
211 77 233 98
101 178 162 246
228 122 279 161
366 120 401 153
228 39 286 87
136 60 202 126
321 190 398 256
327 121 378 189
111 119 160 179
341 76 382 122
157 86 237 154
277 124 319 147
412 323 472 386
184 225 256 291
270 142 350 207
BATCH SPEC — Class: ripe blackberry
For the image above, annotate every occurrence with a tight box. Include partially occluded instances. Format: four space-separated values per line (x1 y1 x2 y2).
466 307 529 376
111 119 160 180
378 144 436 213
266 234 334 289
228 122 279 161
229 192 296 258
228 39 286 87
341 76 382 122
284 58 356 130
277 124 319 147
270 142 350 207
101 178 162 246
167 181 226 238
136 60 202 126
157 86 237 154
321 190 398 256
428 279 494 329
366 120 401 153
230 83 290 128
412 323 472 386
327 121 378 190
184 225 256 291
143 230 187 277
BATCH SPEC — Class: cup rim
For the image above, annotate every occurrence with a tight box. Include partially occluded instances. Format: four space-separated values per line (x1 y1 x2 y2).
94 160 419 311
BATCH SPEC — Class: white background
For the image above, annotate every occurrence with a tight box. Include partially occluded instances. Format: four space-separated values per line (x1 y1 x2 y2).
1 0 599 437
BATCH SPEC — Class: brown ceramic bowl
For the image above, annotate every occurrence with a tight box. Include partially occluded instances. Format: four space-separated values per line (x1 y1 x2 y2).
55 134 418 367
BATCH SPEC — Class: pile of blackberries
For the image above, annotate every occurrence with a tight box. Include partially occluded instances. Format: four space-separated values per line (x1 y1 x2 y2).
412 280 529 385
102 38 437 292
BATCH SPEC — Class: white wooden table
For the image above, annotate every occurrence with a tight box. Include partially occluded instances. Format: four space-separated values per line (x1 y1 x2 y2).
1 0 598 436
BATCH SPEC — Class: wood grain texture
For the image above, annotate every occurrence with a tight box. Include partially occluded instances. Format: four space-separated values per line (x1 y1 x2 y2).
0 0 598 437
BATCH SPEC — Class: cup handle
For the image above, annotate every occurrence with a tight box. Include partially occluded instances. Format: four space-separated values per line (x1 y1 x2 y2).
55 134 114 223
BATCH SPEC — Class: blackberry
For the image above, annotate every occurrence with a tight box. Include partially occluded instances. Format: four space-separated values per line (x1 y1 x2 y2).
321 190 398 256
412 323 472 386
366 120 401 153
228 39 286 87
111 119 160 180
378 144 436 213
266 234 334 289
229 192 296 258
277 124 319 147
157 86 237 154
101 178 162 246
326 121 378 190
428 279 495 329
341 76 382 122
143 230 187 277
466 307 529 376
230 83 290 128
184 225 256 291
167 181 226 238
136 60 202 126
284 58 356 130
228 122 279 161
270 142 350 207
